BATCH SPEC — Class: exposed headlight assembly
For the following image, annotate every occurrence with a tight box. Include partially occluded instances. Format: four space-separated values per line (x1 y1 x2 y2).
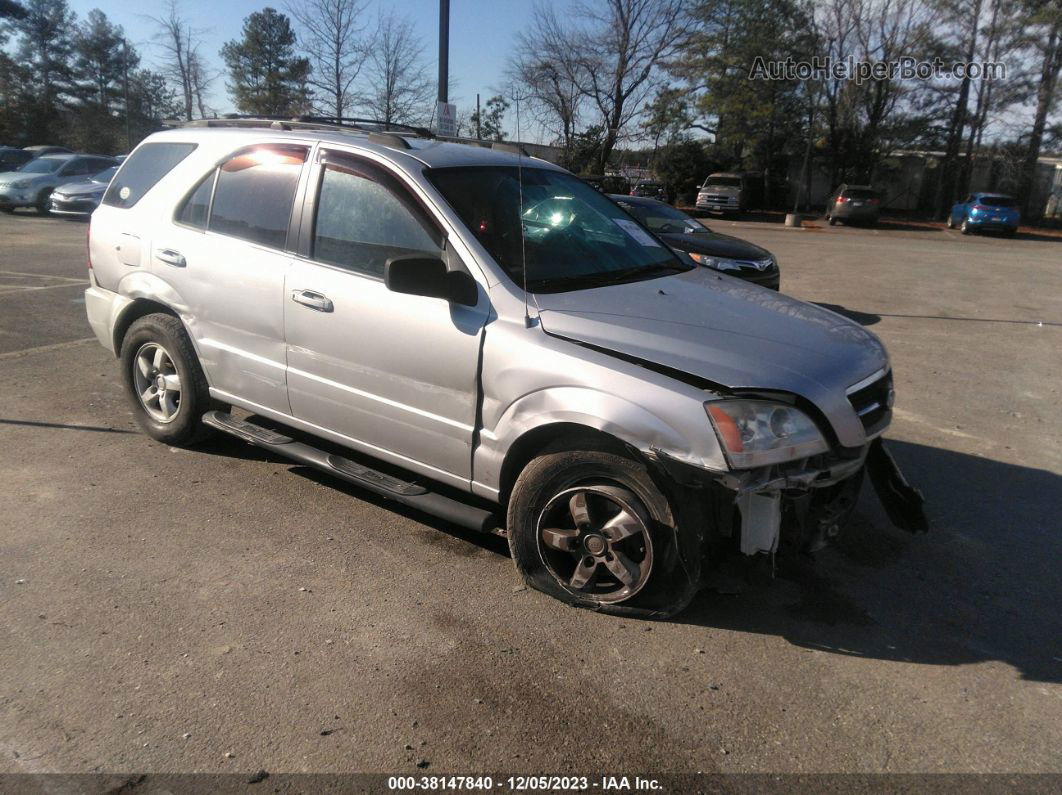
706 399 828 468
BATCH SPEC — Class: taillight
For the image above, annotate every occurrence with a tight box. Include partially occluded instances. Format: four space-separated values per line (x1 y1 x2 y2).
973 204 987 212
837 196 851 203
86 220 93 270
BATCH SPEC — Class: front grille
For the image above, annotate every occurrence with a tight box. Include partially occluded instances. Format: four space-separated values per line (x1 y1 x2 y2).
847 370 892 435
51 197 96 212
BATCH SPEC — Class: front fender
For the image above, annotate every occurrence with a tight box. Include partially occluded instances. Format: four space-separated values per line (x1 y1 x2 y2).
474 385 728 497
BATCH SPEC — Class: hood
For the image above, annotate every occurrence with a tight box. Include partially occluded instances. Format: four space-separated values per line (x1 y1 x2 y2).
534 267 888 447
659 230 773 263
0 170 37 184
54 179 106 197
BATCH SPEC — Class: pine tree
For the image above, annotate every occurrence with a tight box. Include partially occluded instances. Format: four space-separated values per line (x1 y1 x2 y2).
221 7 311 116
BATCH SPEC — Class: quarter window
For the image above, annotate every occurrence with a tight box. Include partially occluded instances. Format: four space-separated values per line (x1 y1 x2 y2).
208 145 307 249
103 142 197 208
177 171 215 228
313 160 440 277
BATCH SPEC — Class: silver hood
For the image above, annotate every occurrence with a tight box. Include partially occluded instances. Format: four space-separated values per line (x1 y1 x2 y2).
534 267 889 447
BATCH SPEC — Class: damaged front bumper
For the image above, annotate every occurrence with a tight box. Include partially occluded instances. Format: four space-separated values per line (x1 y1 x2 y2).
653 437 927 562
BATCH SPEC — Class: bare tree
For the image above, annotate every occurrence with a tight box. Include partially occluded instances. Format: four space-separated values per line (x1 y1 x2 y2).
508 6 583 153
361 11 433 126
556 0 688 170
286 0 372 118
148 0 208 120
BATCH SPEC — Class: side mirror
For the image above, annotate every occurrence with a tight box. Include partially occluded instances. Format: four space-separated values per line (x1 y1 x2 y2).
384 255 478 307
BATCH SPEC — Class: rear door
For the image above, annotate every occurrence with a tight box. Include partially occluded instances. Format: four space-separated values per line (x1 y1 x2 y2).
283 149 488 484
151 143 311 415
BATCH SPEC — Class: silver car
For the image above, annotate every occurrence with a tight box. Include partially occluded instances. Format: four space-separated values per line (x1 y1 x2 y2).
0 153 117 213
84 122 926 618
49 165 119 217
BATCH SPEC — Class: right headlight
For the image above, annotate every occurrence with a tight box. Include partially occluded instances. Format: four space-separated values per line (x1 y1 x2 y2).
705 399 828 468
687 252 742 271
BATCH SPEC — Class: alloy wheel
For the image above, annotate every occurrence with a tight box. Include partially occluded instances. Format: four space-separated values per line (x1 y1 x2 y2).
132 342 183 423
536 484 654 603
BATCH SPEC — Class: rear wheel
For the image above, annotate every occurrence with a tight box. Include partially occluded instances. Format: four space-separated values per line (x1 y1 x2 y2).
506 436 701 618
960 218 972 235
119 313 214 446
827 213 837 226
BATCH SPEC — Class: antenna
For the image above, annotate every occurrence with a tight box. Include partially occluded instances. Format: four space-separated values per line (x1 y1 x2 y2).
514 88 531 328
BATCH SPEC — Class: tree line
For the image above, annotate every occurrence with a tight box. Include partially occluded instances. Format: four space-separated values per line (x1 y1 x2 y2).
2 0 1060 216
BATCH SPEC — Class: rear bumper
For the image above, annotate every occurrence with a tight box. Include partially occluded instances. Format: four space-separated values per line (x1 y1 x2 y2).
967 217 1017 231
84 283 131 355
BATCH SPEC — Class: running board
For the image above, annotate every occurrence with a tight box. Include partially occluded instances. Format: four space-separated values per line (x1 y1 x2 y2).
202 411 496 532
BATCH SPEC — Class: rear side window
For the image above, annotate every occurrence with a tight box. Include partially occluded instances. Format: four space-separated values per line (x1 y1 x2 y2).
177 171 216 228
313 159 440 277
981 196 1016 207
103 142 197 208
209 146 307 249
842 188 877 199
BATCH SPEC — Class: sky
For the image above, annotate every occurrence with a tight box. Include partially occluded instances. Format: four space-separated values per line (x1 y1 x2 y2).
66 0 537 136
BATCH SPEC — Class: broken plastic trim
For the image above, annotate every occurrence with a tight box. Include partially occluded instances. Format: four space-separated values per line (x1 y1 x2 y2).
865 437 929 533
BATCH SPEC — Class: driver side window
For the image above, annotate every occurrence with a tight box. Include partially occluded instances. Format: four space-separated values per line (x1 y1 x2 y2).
312 159 441 277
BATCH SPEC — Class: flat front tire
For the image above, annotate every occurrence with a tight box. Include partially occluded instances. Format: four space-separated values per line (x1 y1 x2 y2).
119 313 213 446
506 436 701 618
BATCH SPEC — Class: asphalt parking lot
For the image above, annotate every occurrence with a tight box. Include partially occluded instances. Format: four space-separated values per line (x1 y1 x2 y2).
1 210 1060 777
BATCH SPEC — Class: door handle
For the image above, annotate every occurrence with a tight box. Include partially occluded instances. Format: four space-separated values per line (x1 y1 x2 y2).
156 248 186 268
291 289 334 312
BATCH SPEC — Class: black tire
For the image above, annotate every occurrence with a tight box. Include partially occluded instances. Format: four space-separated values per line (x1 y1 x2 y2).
960 219 972 235
506 435 702 619
35 190 51 215
119 313 214 446
827 214 837 226
946 215 955 229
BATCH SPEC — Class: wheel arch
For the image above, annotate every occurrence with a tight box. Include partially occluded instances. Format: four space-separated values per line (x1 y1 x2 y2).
497 422 637 505
112 298 182 356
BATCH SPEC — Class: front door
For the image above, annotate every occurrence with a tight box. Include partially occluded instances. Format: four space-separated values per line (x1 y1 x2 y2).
284 150 487 485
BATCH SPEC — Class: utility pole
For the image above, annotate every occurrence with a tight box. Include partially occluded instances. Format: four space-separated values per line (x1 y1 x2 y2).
122 38 132 152
476 93 481 139
438 0 449 104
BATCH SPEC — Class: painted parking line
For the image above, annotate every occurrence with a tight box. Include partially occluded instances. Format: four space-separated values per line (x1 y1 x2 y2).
0 282 88 295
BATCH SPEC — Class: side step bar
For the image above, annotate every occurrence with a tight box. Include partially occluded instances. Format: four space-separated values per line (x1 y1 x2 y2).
202 411 496 533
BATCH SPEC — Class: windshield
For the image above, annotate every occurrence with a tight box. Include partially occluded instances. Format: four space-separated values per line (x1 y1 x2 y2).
18 158 64 174
91 166 118 183
428 166 688 293
622 202 706 235
705 176 741 188
980 196 1017 207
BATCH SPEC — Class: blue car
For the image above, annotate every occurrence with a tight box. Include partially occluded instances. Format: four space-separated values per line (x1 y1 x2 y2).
948 192 1020 237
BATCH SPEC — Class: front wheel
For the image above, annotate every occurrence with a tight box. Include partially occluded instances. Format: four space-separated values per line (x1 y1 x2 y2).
946 215 955 229
506 436 701 618
119 313 214 446
36 190 52 215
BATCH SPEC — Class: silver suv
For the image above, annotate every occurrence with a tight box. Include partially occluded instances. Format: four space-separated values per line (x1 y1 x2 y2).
84 119 925 618
0 153 117 213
